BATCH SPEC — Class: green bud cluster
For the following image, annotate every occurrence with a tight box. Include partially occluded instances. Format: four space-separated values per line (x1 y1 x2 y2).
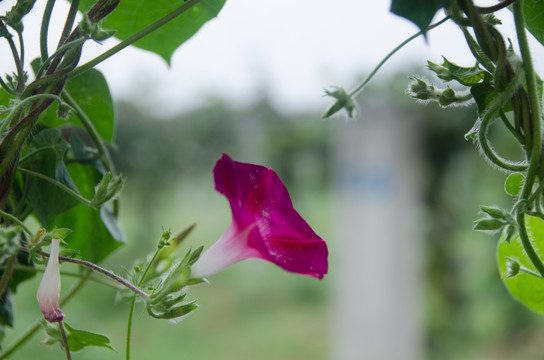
473 205 516 240
90 172 125 208
505 258 520 278
145 246 203 321
79 15 117 43
407 77 472 107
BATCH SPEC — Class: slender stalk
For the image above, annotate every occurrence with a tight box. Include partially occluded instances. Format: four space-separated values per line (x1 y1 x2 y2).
36 249 149 299
6 36 25 92
1 264 126 289
348 16 451 97
0 271 91 360
58 0 80 47
71 0 202 78
17 167 91 206
477 68 528 172
16 29 25 66
62 90 119 216
59 321 72 360
41 0 57 61
126 246 163 360
126 297 136 360
61 91 115 175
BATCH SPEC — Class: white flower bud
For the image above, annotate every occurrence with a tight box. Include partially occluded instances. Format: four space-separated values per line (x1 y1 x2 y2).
36 239 64 322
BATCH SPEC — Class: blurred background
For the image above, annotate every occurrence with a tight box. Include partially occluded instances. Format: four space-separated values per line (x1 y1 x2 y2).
4 0 544 359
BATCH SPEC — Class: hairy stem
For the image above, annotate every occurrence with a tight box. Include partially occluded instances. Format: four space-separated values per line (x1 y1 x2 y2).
59 321 72 360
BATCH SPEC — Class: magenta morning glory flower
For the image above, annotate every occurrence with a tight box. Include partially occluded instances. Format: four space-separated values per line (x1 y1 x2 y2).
36 238 65 322
190 153 328 279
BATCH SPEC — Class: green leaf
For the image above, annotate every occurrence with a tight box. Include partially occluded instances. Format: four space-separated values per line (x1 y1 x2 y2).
498 216 544 313
523 0 544 47
390 0 451 34
75 0 226 64
23 128 80 226
427 58 492 86
0 290 14 328
504 173 525 196
53 203 125 263
38 68 115 144
42 321 115 352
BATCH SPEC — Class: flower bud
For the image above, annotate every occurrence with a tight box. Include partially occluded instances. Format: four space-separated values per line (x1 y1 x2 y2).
505 258 520 278
36 239 64 322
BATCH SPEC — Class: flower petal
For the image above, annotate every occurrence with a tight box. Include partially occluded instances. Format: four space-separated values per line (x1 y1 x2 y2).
213 154 328 278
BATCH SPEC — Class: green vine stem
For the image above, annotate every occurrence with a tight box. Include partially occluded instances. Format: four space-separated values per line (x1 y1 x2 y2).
61 90 120 216
348 15 451 98
0 264 127 290
6 36 24 93
58 321 72 360
70 0 202 78
0 270 92 360
58 0 80 47
17 167 91 206
60 93 116 175
512 0 544 277
40 0 57 61
35 248 149 299
126 246 163 360
477 68 528 172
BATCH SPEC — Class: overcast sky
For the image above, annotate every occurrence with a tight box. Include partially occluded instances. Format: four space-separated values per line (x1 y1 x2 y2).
1 0 542 115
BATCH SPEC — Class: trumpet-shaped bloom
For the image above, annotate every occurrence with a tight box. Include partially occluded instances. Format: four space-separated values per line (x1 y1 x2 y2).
190 153 328 279
36 238 64 322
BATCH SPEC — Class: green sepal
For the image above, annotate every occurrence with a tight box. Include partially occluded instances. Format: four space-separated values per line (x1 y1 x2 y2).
146 301 198 321
323 87 357 118
504 257 520 278
480 205 508 220
473 218 506 231
502 225 516 244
